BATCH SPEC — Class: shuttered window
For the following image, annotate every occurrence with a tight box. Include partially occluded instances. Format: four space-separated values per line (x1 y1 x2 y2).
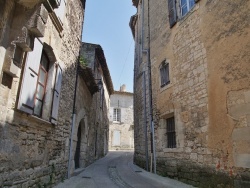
113 108 121 122
168 0 177 28
54 0 66 24
160 61 170 87
18 38 62 124
166 117 176 148
180 0 195 16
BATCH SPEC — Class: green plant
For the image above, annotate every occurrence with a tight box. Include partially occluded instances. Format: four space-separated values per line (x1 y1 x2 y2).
79 56 88 67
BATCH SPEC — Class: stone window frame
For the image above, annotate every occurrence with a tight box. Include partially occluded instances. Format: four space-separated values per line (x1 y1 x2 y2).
159 60 170 88
159 111 185 152
166 116 177 148
168 0 200 28
159 59 172 92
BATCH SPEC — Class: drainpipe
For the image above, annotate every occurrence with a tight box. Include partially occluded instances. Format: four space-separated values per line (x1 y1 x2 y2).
141 0 156 174
68 6 84 179
143 71 149 171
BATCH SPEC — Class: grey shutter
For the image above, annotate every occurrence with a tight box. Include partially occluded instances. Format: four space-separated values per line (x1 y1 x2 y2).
54 0 66 24
168 0 177 28
18 38 43 114
51 63 62 124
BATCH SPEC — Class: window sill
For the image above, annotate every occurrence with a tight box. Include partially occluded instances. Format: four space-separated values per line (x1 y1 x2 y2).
159 82 172 93
113 121 122 124
163 147 183 153
28 114 54 127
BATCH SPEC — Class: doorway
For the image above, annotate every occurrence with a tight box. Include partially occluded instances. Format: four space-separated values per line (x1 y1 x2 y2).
74 125 81 169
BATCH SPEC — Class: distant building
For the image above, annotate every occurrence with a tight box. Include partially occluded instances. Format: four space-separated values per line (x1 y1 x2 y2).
109 85 134 150
130 0 250 187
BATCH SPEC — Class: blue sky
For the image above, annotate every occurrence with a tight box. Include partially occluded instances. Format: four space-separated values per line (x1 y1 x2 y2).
82 0 136 93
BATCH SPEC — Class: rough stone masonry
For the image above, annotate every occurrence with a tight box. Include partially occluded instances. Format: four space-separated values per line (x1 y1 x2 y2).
0 0 85 187
131 0 250 187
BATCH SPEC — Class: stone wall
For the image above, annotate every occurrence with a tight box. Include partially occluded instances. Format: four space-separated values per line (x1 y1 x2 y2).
0 0 85 187
132 0 250 187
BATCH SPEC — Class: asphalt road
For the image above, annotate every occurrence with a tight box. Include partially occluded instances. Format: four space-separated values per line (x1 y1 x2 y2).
54 151 193 188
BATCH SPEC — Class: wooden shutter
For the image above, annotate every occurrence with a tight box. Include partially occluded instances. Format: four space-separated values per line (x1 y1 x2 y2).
51 63 62 124
168 0 177 28
54 0 66 24
18 38 43 114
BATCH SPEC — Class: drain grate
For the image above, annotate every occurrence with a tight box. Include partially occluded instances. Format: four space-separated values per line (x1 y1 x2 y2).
82 176 91 179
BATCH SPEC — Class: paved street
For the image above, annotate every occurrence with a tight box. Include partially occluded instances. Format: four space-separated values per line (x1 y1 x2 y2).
54 151 193 188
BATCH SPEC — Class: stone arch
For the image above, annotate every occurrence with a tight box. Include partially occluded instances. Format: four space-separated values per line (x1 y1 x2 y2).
72 108 89 171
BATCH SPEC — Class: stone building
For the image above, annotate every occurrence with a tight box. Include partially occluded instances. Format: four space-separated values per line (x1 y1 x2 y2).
130 0 250 187
0 0 89 187
109 85 134 150
69 42 113 175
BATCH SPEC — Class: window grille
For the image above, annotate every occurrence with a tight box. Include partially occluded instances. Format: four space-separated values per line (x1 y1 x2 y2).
166 117 176 148
113 108 121 122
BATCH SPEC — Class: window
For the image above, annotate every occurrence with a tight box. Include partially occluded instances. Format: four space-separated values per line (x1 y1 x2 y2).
180 0 195 16
34 53 49 116
160 61 170 87
166 117 176 148
1 72 13 89
54 0 66 24
113 108 121 122
18 38 62 124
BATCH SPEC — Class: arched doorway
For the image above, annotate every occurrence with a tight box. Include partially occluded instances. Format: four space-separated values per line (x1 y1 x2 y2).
74 125 81 169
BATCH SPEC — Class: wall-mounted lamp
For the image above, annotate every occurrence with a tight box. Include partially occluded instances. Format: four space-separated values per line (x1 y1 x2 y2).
95 79 103 91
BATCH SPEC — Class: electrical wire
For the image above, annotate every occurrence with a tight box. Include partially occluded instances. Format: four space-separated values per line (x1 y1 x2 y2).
118 40 133 87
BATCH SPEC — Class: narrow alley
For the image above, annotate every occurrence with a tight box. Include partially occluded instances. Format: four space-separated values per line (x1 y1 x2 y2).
54 151 192 188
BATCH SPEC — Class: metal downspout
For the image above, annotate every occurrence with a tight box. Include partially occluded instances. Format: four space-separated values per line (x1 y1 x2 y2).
68 8 84 178
147 0 156 174
141 0 156 174
143 71 149 171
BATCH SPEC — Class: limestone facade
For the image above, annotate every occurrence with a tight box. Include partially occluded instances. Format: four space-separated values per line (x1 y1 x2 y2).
0 0 88 187
130 0 250 187
109 86 134 150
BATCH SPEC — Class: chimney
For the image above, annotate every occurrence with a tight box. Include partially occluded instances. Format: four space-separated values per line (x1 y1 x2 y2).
120 84 126 92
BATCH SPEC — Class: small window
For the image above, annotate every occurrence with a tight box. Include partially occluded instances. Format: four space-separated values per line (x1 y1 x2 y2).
160 61 170 87
113 108 121 122
1 72 13 89
166 117 176 148
180 0 195 16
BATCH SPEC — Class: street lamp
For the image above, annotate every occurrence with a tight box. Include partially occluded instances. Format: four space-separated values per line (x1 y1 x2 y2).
95 79 103 91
